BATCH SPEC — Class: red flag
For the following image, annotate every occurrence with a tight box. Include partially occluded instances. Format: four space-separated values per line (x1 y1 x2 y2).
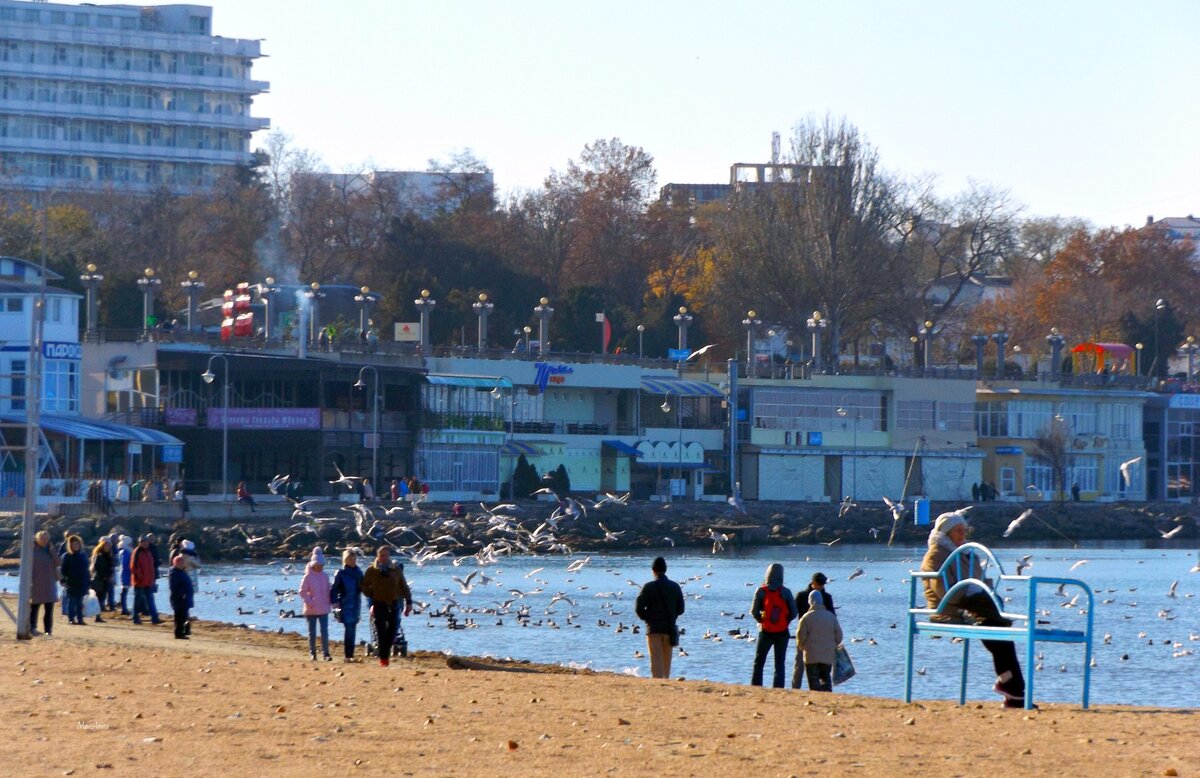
602 313 612 353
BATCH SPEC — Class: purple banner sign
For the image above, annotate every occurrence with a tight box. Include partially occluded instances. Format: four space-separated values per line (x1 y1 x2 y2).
164 407 197 426
207 407 321 430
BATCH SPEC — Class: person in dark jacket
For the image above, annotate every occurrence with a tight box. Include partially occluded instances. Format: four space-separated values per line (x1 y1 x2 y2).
750 562 799 688
130 535 163 625
360 547 412 667
29 530 60 636
89 538 115 623
60 535 90 626
331 548 365 662
793 571 836 688
634 557 685 679
168 554 194 639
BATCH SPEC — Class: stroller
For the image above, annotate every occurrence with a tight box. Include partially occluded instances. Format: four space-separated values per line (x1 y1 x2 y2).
365 603 408 658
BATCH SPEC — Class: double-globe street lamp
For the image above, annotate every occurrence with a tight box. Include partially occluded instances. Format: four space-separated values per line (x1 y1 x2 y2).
201 354 230 501
490 377 516 499
354 365 381 491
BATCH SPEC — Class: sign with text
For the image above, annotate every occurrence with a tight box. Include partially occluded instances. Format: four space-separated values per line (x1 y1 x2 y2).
164 407 197 426
394 322 421 342
161 445 183 463
43 341 82 360
533 362 574 393
667 348 690 361
208 407 321 430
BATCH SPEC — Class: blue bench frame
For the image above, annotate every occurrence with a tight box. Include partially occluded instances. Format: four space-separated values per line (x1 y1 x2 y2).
905 542 1094 709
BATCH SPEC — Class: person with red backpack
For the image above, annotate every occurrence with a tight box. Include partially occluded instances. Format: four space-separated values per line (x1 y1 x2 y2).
750 562 799 688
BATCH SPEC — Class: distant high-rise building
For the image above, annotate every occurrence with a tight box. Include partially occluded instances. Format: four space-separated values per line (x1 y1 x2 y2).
0 1 268 194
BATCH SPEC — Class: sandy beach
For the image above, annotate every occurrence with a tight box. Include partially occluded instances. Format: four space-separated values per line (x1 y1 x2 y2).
0 606 1195 778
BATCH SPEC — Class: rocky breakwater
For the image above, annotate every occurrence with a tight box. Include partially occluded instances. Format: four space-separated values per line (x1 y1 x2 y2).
2 499 1196 563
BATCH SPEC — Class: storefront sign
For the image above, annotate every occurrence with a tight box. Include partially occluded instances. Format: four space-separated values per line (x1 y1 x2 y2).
42 341 82 360
164 407 197 426
806 431 823 446
1169 394 1200 409
995 446 1023 455
534 362 574 393
161 445 183 463
208 407 321 430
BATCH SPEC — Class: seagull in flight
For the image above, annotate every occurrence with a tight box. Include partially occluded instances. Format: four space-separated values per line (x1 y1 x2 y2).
451 570 479 594
1068 559 1088 572
727 493 746 515
847 567 865 581
267 474 290 495
598 522 625 542
328 463 365 491
838 496 856 519
1160 525 1184 540
1119 456 1143 488
882 496 905 522
708 529 729 554
1002 509 1036 538
1015 555 1034 576
686 344 718 361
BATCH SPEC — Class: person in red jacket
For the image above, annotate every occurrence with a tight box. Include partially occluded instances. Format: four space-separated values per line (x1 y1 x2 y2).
130 535 163 625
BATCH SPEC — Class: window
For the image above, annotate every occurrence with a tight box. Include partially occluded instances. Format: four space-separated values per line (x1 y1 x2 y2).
10 358 26 411
1000 467 1016 496
50 298 62 322
3 297 25 313
44 359 79 413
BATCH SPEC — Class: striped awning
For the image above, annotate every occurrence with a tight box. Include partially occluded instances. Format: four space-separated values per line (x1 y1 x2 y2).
0 413 184 446
640 376 724 397
426 375 512 389
500 441 542 456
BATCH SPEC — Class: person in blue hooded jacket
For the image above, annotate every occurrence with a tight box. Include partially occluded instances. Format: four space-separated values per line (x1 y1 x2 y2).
331 548 365 662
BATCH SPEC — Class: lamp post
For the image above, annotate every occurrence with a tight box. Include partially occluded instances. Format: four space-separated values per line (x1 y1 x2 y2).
473 292 493 351
1154 298 1167 379
1135 342 1144 376
637 324 645 359
490 378 516 500
534 297 554 355
414 288 435 351
806 310 827 373
180 270 204 332
355 286 379 338
354 365 380 490
1046 327 1065 379
920 320 934 371
305 282 325 346
136 267 161 340
972 333 989 377
1184 336 1199 383
259 276 280 341
201 354 230 501
674 306 693 353
909 335 920 370
837 394 858 501
992 328 1009 380
743 309 761 375
522 325 531 353
80 262 103 338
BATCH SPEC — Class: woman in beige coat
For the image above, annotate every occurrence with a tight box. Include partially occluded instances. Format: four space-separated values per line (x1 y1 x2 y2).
795 589 843 692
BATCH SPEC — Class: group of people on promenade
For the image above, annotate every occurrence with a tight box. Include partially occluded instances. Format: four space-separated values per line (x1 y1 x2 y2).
81 477 191 517
28 529 201 640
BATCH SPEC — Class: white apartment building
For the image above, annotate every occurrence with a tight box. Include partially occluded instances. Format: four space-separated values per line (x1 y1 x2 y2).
0 1 268 193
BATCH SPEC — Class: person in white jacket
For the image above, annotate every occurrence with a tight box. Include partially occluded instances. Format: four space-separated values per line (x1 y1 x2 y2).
795 589 843 692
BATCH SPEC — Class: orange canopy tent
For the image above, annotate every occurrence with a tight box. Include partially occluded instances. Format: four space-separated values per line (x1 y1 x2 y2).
1071 342 1136 374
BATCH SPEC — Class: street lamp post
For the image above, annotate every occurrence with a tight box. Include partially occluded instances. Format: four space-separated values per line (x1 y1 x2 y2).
1184 336 1199 383
181 270 204 332
354 365 381 490
522 326 532 353
920 320 934 372
992 328 1010 380
837 395 858 501
473 293 493 351
637 324 645 359
673 306 693 353
259 276 280 341
1046 327 1066 379
743 310 761 375
806 310 827 373
490 378 516 500
355 286 379 339
972 333 989 377
201 354 230 501
414 288 436 352
305 282 325 347
136 267 161 340
534 297 554 355
1154 298 1167 379
80 263 103 338
1135 342 1144 376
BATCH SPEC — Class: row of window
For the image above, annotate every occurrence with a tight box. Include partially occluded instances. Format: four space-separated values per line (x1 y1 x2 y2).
895 400 975 431
0 40 248 80
976 399 1141 441
0 296 74 323
0 114 248 152
0 7 139 30
0 152 231 187
751 388 886 433
1 358 78 413
1004 454 1140 496
0 77 253 116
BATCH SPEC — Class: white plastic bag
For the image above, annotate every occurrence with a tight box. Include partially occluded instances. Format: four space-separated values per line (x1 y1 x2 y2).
83 592 101 618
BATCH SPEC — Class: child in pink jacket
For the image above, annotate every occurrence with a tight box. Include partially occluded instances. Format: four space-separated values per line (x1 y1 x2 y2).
299 547 332 660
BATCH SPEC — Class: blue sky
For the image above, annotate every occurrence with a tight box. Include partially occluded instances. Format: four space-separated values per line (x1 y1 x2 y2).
200 0 1198 228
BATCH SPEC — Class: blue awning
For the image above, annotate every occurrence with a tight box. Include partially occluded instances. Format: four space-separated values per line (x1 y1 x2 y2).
635 460 716 470
640 376 724 397
601 439 642 457
500 441 542 456
0 413 184 446
426 375 513 389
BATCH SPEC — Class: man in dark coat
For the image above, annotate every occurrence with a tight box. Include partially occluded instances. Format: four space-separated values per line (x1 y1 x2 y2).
793 571 836 688
635 557 685 679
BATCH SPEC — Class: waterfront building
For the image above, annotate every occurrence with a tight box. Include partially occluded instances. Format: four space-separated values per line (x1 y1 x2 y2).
0 1 268 193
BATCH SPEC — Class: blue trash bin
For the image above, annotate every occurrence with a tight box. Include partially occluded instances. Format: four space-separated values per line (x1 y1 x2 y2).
914 498 930 526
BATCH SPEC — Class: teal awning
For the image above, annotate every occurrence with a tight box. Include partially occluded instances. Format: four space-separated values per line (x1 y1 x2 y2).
0 413 184 446
426 375 513 389
640 376 724 397
601 439 642 457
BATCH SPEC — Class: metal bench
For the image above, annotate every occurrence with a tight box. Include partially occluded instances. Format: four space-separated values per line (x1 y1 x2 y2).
904 542 1094 709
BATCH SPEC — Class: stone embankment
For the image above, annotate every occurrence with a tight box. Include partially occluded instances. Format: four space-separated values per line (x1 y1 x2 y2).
1 498 1194 562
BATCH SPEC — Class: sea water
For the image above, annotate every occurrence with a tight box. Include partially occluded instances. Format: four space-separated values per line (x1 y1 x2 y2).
194 542 1198 708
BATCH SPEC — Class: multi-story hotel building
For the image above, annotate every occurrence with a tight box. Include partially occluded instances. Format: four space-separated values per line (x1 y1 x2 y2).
0 1 268 193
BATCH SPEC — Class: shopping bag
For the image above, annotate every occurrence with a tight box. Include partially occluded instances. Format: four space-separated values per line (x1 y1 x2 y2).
833 644 856 685
83 592 101 618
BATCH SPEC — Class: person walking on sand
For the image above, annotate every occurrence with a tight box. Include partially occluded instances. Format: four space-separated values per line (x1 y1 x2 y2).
29 530 60 636
89 538 115 623
117 535 133 615
360 546 412 667
130 535 163 625
792 572 836 688
168 553 194 639
750 562 798 688
796 589 843 692
331 548 365 662
60 535 90 626
922 511 1029 709
300 547 333 661
634 556 685 679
